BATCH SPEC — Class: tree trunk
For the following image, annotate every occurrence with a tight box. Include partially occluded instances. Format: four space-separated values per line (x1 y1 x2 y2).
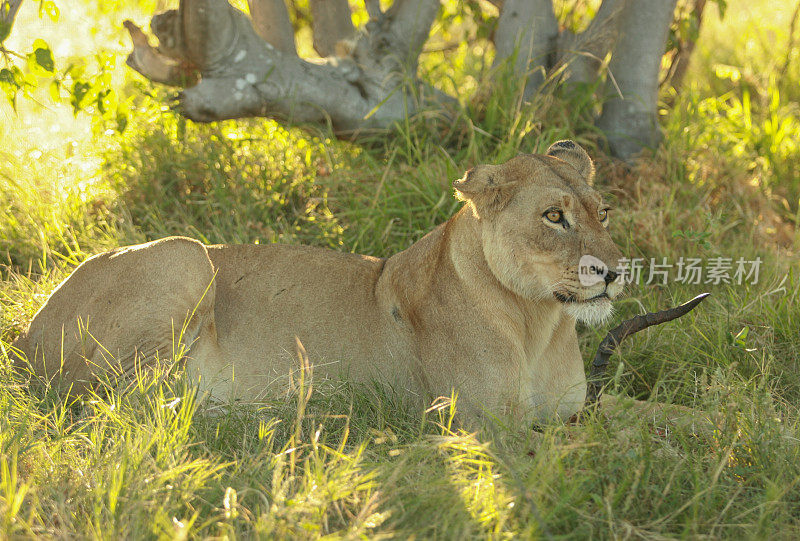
491 0 559 97
125 0 445 133
596 0 678 159
488 0 676 158
556 0 628 86
247 0 297 55
310 0 355 57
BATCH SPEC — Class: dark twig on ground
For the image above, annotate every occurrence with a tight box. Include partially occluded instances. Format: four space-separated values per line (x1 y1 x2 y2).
584 292 711 407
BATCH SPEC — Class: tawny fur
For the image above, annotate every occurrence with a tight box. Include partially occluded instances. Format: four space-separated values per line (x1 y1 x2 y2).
11 141 624 423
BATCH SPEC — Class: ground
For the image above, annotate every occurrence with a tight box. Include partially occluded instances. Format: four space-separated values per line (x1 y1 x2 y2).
1 0 799 538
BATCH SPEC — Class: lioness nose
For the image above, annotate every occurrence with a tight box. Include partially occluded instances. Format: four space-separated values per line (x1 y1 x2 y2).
604 269 619 285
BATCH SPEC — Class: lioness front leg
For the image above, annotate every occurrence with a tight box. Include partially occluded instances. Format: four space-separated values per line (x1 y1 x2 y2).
597 394 718 437
11 237 218 391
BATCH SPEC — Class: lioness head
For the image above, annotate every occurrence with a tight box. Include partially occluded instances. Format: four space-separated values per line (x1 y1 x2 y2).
454 140 624 325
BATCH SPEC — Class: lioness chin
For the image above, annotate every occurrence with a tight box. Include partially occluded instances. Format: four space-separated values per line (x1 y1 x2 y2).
11 140 624 424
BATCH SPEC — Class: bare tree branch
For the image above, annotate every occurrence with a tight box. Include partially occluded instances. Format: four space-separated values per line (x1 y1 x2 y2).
491 0 559 97
126 0 447 132
0 0 24 42
310 0 355 57
382 0 441 62
365 0 382 20
248 0 297 55
663 0 706 93
124 19 198 86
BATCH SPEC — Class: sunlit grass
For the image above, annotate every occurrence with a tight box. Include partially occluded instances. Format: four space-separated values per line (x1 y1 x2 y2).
679 0 800 219
1 0 799 537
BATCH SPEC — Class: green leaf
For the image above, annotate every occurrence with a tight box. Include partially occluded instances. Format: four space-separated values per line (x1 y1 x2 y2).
29 40 55 74
0 67 21 110
714 0 728 19
0 68 16 86
115 111 128 133
0 65 24 86
71 80 91 114
95 88 116 116
733 326 749 348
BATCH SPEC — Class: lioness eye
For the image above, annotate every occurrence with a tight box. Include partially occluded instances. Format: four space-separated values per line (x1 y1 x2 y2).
545 209 563 223
598 208 608 221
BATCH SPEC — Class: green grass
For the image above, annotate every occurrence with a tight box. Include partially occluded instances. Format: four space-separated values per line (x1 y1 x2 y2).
2 0 800 538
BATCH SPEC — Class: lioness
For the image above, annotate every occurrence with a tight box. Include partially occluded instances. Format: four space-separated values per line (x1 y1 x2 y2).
11 140 624 423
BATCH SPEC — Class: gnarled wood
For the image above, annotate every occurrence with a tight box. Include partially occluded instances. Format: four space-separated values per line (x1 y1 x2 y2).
382 0 441 62
124 20 197 87
310 0 355 57
125 0 444 132
123 0 690 160
248 0 297 55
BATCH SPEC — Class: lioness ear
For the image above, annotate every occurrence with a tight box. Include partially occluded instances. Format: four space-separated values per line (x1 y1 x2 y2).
545 140 595 184
453 164 514 215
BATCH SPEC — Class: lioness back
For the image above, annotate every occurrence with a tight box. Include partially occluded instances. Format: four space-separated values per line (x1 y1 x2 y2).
202 244 415 398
